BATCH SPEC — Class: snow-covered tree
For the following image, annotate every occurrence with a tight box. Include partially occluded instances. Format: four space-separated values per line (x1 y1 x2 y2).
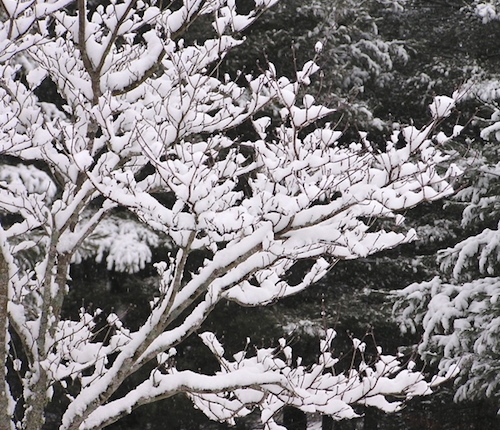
0 1 462 428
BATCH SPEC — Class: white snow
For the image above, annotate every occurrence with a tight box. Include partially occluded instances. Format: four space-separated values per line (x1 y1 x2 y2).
429 95 456 119
0 0 465 427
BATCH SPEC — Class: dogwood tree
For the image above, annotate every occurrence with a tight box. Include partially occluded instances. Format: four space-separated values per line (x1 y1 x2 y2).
0 0 462 429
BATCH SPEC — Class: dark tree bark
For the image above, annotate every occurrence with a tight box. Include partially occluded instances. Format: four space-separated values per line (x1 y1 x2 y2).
0 247 10 427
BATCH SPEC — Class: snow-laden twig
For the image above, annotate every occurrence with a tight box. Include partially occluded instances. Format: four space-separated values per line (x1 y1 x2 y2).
0 0 464 428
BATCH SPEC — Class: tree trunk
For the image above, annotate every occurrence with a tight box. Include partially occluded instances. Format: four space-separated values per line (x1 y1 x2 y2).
25 243 71 430
0 247 11 428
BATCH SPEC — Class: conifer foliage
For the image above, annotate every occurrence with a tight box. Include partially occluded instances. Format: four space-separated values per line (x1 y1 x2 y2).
393 1 500 409
394 98 500 407
0 0 461 428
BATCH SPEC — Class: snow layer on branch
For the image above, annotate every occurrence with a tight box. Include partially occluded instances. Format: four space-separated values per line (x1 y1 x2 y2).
429 96 455 120
181 331 448 426
0 0 465 428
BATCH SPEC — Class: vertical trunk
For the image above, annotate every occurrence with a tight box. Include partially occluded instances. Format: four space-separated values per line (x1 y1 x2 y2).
0 247 11 428
24 370 49 430
24 243 71 430
24 240 57 430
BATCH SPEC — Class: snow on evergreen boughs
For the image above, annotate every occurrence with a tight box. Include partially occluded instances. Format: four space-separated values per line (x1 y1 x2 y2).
265 0 410 129
474 1 500 23
438 224 500 280
393 61 500 408
394 276 500 403
73 215 168 273
453 148 500 227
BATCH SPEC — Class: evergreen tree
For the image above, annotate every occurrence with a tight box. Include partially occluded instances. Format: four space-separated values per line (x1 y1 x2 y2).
394 1 500 410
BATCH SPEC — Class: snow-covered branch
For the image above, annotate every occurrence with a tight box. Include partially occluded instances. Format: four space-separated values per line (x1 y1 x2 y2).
0 0 464 428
